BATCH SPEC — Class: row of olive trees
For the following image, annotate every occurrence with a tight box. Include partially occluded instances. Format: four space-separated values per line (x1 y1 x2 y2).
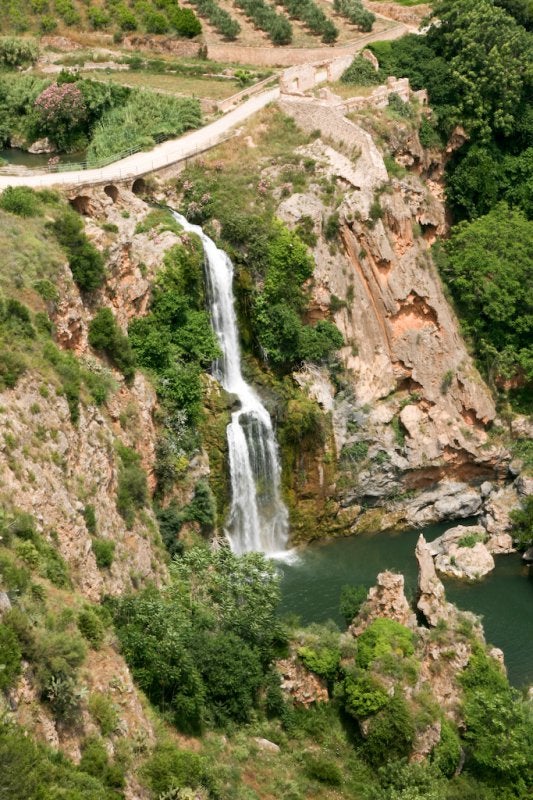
188 0 241 40
333 0 375 31
234 0 293 44
278 0 338 43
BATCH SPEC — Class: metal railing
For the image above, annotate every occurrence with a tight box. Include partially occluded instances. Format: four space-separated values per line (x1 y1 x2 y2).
42 132 175 174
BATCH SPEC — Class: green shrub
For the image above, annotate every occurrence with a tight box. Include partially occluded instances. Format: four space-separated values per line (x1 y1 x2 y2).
0 187 41 217
364 694 415 765
339 584 368 626
304 753 342 785
78 608 105 650
341 441 369 465
341 55 380 86
88 692 119 737
325 211 340 240
356 618 415 670
341 673 389 718
142 741 215 796
83 505 97 536
0 721 114 799
80 736 125 789
92 538 115 569
88 308 135 382
116 443 148 528
298 645 340 682
510 495 533 549
51 211 105 293
0 351 26 390
0 624 22 690
0 37 39 67
0 553 30 594
431 718 462 777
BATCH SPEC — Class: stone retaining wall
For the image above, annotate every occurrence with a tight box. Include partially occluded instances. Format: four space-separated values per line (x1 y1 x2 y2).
206 23 406 67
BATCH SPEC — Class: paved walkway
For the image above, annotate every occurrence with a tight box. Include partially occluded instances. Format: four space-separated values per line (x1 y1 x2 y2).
0 86 280 190
0 20 408 190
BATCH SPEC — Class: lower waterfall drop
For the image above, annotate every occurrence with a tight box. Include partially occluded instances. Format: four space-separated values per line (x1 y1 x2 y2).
171 211 289 555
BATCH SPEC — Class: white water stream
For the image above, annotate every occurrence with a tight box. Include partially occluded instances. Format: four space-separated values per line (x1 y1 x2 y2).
172 212 289 555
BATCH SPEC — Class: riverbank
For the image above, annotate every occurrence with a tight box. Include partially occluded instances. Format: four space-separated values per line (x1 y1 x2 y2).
277 524 533 688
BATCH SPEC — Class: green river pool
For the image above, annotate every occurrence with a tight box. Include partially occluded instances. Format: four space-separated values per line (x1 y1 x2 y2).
278 522 533 689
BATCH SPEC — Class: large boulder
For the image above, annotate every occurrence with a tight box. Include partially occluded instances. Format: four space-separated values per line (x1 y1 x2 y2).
435 541 494 581
416 534 457 626
349 571 417 636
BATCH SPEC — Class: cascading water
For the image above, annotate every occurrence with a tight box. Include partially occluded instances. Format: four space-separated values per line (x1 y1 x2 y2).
171 211 289 555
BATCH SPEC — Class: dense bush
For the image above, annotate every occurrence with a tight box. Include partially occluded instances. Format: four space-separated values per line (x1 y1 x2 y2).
115 442 148 528
339 584 368 626
129 237 218 494
92 538 116 569
356 618 415 670
340 672 390 718
341 55 380 85
298 645 341 682
459 646 533 781
78 607 105 649
0 37 38 67
142 740 216 796
51 210 105 292
252 221 343 369
0 186 41 217
364 694 416 765
0 624 22 691
113 547 282 731
88 692 119 737
438 203 532 384
88 308 135 382
0 721 113 799
510 495 533 549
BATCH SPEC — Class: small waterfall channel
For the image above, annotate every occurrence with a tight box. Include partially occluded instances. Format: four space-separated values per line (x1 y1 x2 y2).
171 212 289 555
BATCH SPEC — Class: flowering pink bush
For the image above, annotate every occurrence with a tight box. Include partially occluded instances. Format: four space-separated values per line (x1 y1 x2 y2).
34 82 87 147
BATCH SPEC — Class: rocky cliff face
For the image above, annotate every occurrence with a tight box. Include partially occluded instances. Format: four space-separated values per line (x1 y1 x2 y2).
0 187 205 784
277 97 511 538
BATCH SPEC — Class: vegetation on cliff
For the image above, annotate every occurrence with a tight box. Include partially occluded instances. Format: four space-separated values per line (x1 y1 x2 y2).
369 0 532 402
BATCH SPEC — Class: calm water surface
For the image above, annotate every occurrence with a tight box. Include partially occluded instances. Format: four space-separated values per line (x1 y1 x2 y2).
278 522 533 688
0 148 85 168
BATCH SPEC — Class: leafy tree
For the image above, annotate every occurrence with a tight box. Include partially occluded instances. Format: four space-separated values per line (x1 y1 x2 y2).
0 186 41 217
510 495 533 549
339 672 390 718
439 203 533 383
113 547 283 730
341 55 380 86
364 694 415 765
339 584 368 626
115 443 148 528
427 0 532 141
460 647 533 781
88 308 135 382
51 210 105 292
0 624 22 690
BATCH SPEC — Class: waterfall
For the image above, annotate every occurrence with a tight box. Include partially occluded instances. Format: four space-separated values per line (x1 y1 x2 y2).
171 212 289 555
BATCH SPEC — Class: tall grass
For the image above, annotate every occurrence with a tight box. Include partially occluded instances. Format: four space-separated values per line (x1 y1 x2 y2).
86 92 202 162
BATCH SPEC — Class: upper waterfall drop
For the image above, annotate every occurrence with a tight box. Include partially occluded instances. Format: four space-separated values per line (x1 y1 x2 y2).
171 211 289 555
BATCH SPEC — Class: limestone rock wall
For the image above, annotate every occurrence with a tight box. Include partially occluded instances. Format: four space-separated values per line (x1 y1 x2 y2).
278 99 509 533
